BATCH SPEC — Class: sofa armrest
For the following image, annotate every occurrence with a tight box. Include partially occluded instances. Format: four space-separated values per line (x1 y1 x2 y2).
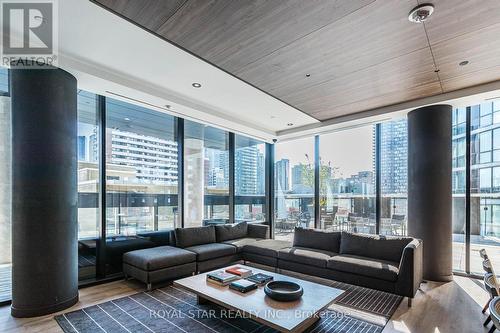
247 223 269 239
395 238 423 298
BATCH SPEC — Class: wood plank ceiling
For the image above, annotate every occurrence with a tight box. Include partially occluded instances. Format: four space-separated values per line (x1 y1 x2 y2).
93 0 500 121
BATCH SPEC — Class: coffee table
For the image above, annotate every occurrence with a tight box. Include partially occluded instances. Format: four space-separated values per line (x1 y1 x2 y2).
174 265 344 333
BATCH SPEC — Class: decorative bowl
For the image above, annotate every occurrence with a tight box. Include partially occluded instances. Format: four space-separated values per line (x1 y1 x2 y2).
264 281 303 301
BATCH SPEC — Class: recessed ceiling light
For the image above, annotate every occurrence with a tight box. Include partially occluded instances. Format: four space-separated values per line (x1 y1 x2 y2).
192 82 202 88
459 60 469 66
408 4 434 23
287 123 294 127
305 74 311 78
124 117 130 121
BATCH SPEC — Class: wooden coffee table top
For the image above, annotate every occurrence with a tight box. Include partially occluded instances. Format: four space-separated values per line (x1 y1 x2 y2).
174 265 344 333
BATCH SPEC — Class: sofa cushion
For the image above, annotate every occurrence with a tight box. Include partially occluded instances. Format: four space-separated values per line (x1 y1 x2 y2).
106 238 156 265
215 222 248 242
185 243 237 261
328 254 399 282
175 226 216 248
137 230 173 246
222 238 260 252
293 228 341 253
247 223 269 239
278 247 337 268
123 246 196 271
340 232 412 262
242 239 291 258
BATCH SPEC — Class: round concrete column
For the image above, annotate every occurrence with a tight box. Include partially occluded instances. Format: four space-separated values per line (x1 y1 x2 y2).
408 104 452 282
11 67 78 317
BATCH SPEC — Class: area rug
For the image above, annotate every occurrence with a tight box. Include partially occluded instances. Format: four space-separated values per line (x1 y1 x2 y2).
55 279 402 333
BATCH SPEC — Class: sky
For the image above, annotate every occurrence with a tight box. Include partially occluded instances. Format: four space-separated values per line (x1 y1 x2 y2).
275 125 374 178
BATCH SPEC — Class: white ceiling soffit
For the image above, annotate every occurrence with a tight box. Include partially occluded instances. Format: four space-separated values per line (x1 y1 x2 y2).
56 0 318 143
277 80 500 142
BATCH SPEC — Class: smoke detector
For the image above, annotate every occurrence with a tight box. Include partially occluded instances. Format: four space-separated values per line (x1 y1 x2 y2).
408 4 434 23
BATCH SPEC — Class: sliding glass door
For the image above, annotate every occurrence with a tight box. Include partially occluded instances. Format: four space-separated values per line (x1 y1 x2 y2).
379 120 408 236
274 137 315 241
105 97 178 237
452 101 500 275
319 125 376 234
452 107 467 272
184 121 229 228
235 135 266 223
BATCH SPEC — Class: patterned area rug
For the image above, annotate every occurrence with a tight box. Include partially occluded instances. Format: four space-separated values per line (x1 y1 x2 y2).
56 278 402 333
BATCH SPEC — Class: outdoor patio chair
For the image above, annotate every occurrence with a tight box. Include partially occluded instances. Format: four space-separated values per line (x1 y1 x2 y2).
485 259 494 274
484 273 500 316
390 214 406 235
487 296 500 333
481 248 489 260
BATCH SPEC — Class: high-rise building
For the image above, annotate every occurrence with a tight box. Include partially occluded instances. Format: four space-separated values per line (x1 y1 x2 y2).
291 164 303 190
78 136 86 161
376 119 408 194
332 171 374 194
205 150 229 189
235 145 259 195
275 159 290 192
256 152 265 195
89 132 98 163
107 129 178 184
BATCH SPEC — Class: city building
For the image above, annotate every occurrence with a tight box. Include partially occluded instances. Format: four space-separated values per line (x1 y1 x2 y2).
107 129 178 184
275 159 290 192
378 119 408 194
235 144 261 195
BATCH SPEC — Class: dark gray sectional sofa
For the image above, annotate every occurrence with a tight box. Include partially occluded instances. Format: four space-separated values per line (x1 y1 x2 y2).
123 223 423 305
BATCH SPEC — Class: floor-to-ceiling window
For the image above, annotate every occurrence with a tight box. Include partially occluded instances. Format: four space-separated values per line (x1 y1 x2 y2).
0 68 10 301
452 107 467 272
105 98 178 237
319 126 376 234
274 137 315 241
184 121 229 227
77 91 100 281
379 119 408 236
469 101 500 274
235 135 266 222
4 83 273 290
451 101 500 275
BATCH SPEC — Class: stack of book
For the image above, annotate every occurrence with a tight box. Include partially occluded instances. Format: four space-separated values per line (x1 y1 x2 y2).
206 271 240 286
229 279 258 293
225 266 253 278
246 273 274 286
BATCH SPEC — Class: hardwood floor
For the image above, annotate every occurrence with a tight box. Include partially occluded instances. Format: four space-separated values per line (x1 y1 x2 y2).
384 276 490 333
0 275 491 333
0 279 144 333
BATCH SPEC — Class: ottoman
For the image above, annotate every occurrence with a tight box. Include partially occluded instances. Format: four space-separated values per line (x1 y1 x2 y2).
123 246 196 290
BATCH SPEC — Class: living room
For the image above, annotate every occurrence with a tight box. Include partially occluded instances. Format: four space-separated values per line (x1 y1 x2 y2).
1 0 500 332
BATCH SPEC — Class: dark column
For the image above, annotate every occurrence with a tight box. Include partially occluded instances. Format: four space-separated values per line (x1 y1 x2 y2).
408 104 452 282
11 67 78 317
